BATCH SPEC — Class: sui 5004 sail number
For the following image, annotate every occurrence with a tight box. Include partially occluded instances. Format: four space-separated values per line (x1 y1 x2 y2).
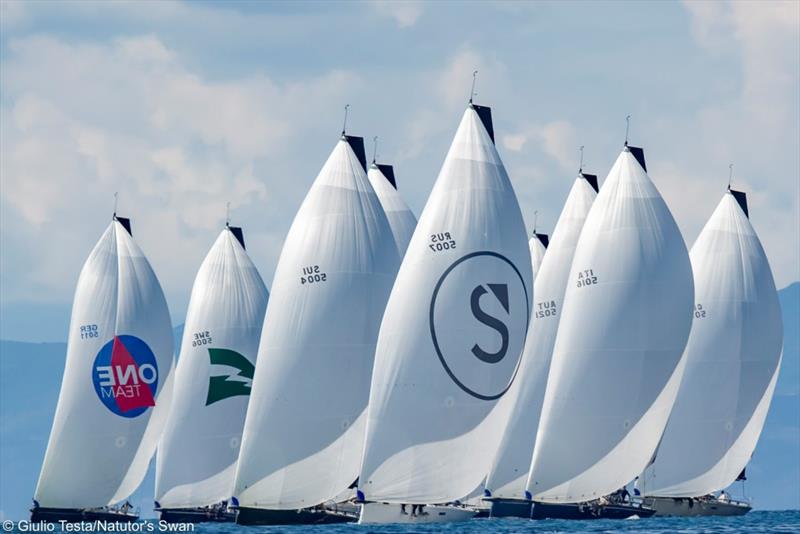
301 265 327 284
429 232 456 252
576 269 598 288
694 304 706 318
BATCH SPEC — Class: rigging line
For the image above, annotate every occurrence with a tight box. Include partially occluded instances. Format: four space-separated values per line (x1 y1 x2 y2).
728 163 734 190
469 70 478 103
624 115 631 146
341 104 350 136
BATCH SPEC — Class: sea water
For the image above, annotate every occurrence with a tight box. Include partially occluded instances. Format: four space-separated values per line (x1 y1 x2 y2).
6 511 800 533
170 511 800 533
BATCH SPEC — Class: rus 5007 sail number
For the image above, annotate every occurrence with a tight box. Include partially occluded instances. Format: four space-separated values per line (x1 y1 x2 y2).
301 265 327 284
429 232 456 252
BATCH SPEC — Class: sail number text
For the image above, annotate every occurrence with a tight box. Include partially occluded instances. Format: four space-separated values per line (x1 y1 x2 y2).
429 232 456 252
301 265 327 284
535 300 557 319
80 324 99 339
576 269 598 288
694 304 706 318
193 330 212 347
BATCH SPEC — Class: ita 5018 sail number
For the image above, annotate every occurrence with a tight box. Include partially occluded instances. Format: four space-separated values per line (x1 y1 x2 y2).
576 269 598 288
301 265 327 284
429 232 456 252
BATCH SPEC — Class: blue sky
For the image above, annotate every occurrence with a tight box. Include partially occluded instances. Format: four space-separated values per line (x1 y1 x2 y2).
1 0 798 341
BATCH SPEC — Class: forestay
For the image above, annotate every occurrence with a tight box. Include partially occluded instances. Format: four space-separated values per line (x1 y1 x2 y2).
155 227 269 508
359 104 532 504
486 173 597 500
233 136 400 510
35 219 175 508
527 147 693 502
644 190 783 497
368 163 417 256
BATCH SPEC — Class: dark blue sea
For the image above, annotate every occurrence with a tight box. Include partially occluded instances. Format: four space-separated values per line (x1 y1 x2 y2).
6 512 800 533
190 511 800 533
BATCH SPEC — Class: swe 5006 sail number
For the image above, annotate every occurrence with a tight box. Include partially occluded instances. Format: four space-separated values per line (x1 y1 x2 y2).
193 330 212 347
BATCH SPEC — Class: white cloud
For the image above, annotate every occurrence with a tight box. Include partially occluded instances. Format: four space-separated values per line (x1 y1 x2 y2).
0 34 361 304
369 0 423 28
670 0 800 285
0 0 27 30
500 120 578 171
502 134 527 152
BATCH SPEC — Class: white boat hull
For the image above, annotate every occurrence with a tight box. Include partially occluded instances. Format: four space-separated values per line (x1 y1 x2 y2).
358 502 476 524
644 496 751 516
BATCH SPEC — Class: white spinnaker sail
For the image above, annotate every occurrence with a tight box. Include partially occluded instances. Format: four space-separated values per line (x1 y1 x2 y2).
529 234 548 281
233 137 400 510
527 148 693 502
35 219 174 508
644 191 783 497
155 227 269 508
485 174 597 500
368 163 417 256
359 105 532 504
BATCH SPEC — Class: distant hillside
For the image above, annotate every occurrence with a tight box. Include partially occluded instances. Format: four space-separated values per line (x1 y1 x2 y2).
0 286 797 520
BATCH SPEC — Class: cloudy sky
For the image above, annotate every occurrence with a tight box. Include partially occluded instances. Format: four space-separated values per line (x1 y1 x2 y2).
1 0 798 341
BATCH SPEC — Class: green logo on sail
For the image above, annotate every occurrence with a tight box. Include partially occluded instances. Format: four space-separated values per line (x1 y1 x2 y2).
206 348 255 406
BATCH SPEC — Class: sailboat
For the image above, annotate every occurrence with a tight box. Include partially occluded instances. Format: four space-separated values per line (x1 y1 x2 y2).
31 214 175 523
484 169 598 519
357 100 532 524
526 143 694 520
231 128 400 525
367 154 418 256
529 230 549 281
154 223 269 523
641 187 783 516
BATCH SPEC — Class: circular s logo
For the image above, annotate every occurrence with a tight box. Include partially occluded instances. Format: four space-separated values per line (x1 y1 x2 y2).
430 251 529 400
92 335 159 418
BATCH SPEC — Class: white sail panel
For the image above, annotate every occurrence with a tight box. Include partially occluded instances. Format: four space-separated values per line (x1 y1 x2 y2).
35 220 174 508
486 175 596 499
155 228 269 508
527 148 693 502
233 138 400 509
359 106 532 504
368 164 417 256
529 234 547 281
645 192 783 497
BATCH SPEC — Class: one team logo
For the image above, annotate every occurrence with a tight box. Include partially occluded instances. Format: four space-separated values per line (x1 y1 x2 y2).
92 335 159 418
430 251 529 400
206 348 255 406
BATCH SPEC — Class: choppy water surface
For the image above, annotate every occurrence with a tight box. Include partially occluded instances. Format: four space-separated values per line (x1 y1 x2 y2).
7 511 799 533
183 510 799 533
